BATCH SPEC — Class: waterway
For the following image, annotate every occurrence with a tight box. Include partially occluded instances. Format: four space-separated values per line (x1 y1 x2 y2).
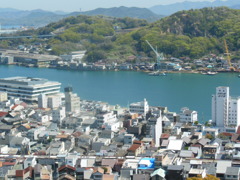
1 65 240 122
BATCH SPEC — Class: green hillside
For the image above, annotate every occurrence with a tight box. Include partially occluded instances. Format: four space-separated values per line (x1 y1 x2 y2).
3 7 240 61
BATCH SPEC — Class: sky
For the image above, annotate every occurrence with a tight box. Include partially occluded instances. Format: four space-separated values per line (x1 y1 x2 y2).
1 0 215 12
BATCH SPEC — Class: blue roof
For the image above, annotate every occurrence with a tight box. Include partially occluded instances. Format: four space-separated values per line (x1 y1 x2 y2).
138 158 155 169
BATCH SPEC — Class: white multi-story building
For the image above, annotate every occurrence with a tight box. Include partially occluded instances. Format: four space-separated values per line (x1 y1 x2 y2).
38 93 62 109
52 107 66 125
0 77 61 101
129 98 149 116
64 87 80 113
212 86 240 132
96 111 117 127
0 91 8 102
47 94 62 109
38 94 48 108
179 107 198 123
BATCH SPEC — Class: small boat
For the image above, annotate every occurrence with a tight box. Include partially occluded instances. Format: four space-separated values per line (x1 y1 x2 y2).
207 71 218 75
149 71 159 76
201 72 207 75
238 75 240 78
161 72 167 76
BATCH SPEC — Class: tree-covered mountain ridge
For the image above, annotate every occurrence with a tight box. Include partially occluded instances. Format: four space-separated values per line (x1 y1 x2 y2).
8 7 240 61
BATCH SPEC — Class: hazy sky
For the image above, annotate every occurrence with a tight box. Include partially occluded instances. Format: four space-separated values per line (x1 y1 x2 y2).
1 0 214 12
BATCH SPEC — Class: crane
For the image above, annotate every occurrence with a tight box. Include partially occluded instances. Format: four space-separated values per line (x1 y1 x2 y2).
224 39 235 71
145 40 164 70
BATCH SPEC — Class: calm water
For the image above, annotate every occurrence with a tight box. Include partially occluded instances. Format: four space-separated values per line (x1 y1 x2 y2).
1 65 240 121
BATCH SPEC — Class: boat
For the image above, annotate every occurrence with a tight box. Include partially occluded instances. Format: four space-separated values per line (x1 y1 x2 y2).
207 71 218 75
238 75 240 78
161 72 167 76
149 71 160 76
201 71 207 75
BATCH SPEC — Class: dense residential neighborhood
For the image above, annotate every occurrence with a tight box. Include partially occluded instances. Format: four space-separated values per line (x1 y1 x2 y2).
0 76 238 179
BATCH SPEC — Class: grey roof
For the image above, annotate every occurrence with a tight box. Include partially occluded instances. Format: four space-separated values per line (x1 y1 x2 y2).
0 166 12 177
133 174 150 180
10 137 26 145
198 138 211 146
179 150 193 158
181 162 191 172
168 165 184 171
226 167 240 176
202 162 216 175
182 136 191 144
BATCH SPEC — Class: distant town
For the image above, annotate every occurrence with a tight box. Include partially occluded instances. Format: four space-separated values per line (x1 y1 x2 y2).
0 46 239 74
0 76 238 179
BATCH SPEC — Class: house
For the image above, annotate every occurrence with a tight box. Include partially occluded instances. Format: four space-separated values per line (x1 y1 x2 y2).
179 108 198 123
188 168 206 178
151 168 166 180
166 165 184 180
91 167 104 180
16 167 33 179
225 167 240 180
65 153 79 167
179 150 194 158
204 128 219 137
202 143 220 159
24 157 37 169
34 164 52 180
9 137 30 150
58 165 76 179
216 160 232 179
124 134 135 145
138 158 155 174
167 139 183 152
127 144 145 156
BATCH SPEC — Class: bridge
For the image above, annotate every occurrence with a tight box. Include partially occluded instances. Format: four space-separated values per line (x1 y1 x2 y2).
0 34 55 40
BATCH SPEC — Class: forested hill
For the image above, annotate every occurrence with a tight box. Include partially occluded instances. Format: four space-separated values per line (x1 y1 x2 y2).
72 6 163 22
126 7 240 58
153 7 240 38
5 7 240 61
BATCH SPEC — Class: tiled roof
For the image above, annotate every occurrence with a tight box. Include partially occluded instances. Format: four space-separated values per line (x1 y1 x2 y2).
128 144 141 152
58 165 76 172
0 112 8 117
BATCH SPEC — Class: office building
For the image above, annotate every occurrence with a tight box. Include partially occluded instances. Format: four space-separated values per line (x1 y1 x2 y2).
0 77 61 101
212 86 240 132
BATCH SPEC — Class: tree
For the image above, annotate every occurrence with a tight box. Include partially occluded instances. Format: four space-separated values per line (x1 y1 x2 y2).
194 121 199 125
205 133 214 140
187 174 220 180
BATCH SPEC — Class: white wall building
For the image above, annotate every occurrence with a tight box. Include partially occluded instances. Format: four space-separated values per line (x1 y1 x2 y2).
0 77 61 101
147 115 162 147
64 87 80 113
60 51 86 61
47 94 62 109
96 111 117 127
179 107 198 123
38 94 48 108
0 91 8 102
129 98 149 116
52 107 66 124
212 86 240 132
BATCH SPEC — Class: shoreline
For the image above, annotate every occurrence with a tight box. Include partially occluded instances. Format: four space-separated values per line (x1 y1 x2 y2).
2 63 240 75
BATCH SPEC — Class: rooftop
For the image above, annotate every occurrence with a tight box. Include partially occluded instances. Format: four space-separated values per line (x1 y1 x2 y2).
0 77 60 87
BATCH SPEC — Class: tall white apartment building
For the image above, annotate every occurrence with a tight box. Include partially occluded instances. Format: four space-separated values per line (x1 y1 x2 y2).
212 86 240 131
129 98 149 116
64 87 80 113
0 77 61 101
